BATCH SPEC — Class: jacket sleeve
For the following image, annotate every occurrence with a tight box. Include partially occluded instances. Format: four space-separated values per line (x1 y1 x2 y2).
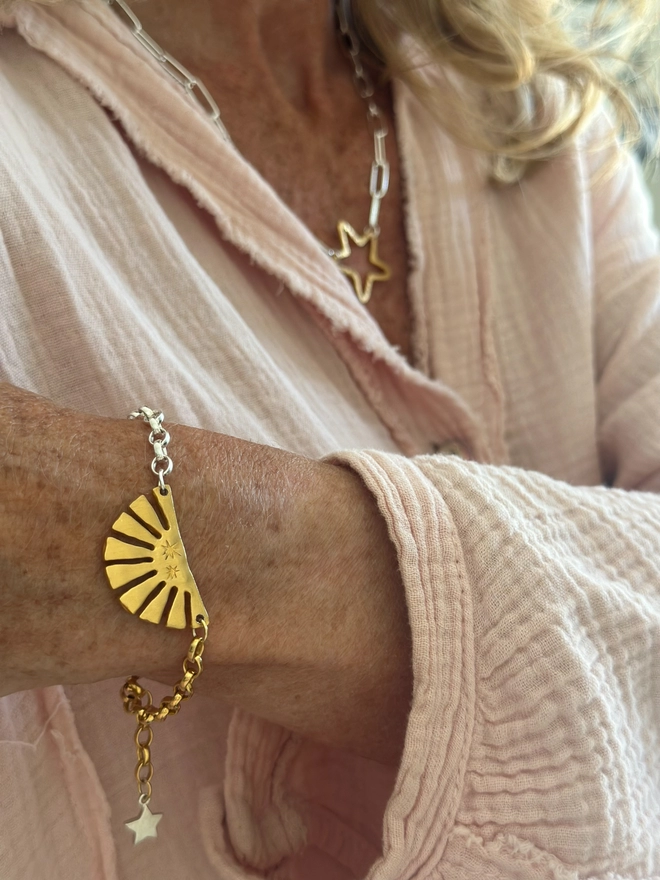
327 144 660 878
330 449 660 879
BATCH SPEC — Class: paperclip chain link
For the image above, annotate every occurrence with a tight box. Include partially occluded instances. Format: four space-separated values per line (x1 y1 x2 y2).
336 0 391 236
103 0 232 144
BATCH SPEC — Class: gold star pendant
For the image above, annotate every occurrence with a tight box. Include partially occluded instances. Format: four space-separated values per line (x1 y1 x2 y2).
126 801 163 845
331 220 392 304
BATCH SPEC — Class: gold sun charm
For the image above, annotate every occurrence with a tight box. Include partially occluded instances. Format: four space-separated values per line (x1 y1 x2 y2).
331 221 392 304
103 486 208 629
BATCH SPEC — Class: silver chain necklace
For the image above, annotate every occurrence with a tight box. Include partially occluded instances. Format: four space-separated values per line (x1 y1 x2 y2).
102 0 392 304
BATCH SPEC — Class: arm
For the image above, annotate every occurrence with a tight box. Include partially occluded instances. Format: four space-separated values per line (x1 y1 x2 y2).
5 380 659 878
0 382 412 765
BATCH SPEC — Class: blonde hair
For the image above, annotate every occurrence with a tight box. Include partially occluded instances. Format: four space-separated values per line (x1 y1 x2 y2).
355 0 660 181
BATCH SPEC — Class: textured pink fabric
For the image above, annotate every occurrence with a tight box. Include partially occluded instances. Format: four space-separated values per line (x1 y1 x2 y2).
0 1 659 877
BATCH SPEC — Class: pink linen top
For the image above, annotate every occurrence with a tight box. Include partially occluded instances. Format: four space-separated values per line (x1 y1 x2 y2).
0 1 659 877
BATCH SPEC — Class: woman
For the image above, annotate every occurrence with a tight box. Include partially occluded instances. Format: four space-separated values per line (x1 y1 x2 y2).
0 0 658 876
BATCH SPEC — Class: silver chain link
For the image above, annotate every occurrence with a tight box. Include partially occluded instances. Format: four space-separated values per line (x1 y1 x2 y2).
129 406 173 493
103 0 232 145
102 0 389 240
336 0 390 236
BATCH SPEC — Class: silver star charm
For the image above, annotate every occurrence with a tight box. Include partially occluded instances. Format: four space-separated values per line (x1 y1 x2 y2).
125 801 163 845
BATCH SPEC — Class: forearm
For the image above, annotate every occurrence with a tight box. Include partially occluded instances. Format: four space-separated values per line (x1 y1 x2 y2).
1 387 412 765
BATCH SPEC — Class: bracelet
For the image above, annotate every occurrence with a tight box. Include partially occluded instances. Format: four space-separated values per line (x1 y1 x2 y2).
102 407 209 845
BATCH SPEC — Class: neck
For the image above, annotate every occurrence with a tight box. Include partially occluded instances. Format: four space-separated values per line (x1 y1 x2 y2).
132 0 346 114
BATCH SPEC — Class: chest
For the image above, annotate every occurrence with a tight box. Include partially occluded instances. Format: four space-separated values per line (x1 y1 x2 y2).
190 72 414 358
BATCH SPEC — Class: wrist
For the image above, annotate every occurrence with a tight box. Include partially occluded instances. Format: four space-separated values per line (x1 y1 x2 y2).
166 426 412 759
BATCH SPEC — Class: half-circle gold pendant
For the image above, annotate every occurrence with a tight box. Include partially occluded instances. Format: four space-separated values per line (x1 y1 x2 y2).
103 486 208 629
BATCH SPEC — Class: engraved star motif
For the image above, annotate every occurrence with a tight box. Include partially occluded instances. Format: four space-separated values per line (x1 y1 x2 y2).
162 540 180 560
165 564 180 580
125 802 163 845
331 220 392 304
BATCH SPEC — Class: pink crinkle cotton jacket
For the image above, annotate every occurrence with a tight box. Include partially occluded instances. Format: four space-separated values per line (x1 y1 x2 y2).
0 1 659 877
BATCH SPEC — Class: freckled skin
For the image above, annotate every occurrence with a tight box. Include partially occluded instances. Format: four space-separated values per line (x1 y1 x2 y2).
0 384 412 765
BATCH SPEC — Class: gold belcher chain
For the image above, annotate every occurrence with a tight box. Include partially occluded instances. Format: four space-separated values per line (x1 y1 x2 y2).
121 615 208 802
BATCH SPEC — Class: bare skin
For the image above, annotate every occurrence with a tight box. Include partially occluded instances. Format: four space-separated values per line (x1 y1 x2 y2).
0 384 412 763
132 0 414 359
